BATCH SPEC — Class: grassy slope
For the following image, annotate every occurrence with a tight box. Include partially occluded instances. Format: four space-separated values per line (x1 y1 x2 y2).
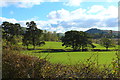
21 41 118 65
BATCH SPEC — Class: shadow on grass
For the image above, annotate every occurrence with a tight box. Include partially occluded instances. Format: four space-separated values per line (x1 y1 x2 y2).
30 49 117 53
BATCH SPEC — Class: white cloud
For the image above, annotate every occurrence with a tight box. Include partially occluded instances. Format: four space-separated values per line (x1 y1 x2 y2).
0 0 61 8
0 17 18 24
16 0 42 8
87 5 105 13
64 0 83 6
28 16 40 21
47 5 118 31
49 0 60 2
98 6 118 19
47 9 70 20
70 8 86 20
48 5 118 20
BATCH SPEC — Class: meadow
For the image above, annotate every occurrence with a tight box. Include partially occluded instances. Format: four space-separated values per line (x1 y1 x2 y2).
21 42 118 65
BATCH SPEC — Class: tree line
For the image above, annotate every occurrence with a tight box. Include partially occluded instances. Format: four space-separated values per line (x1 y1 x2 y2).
1 21 62 49
1 21 118 50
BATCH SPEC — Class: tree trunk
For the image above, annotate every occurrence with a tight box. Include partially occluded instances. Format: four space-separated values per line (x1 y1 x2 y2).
106 47 108 51
27 45 28 50
81 46 83 52
33 45 35 50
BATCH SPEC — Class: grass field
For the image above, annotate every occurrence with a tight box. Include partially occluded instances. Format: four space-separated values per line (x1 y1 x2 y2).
21 41 118 65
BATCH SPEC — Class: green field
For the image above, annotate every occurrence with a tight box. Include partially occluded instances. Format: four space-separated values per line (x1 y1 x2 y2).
21 42 118 65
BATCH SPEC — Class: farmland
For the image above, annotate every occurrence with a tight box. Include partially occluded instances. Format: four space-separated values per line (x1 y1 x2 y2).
21 41 118 65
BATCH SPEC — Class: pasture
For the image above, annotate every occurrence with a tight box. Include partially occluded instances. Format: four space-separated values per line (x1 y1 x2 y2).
21 42 118 65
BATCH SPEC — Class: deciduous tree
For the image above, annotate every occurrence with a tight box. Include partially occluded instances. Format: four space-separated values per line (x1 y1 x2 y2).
23 21 44 49
62 30 94 51
1 21 22 45
100 38 114 50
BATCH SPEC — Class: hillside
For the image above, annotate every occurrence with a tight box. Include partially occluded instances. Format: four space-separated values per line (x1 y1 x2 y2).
85 28 119 35
85 28 107 34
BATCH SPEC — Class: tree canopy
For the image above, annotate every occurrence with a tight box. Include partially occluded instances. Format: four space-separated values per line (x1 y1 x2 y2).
61 30 94 51
1 21 23 44
22 21 44 49
100 38 115 50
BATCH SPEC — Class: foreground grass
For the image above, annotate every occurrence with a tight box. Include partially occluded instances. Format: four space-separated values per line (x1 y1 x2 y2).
21 42 118 65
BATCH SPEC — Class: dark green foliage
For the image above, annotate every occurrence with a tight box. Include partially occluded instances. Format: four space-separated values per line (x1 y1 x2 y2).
22 30 31 49
62 30 95 51
118 39 120 45
100 38 115 50
2 22 22 37
1 21 23 45
37 41 45 46
23 21 44 49
2 49 46 78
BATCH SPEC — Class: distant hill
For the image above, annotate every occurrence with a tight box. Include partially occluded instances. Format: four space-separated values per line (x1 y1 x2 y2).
85 28 120 38
85 28 120 35
85 28 108 34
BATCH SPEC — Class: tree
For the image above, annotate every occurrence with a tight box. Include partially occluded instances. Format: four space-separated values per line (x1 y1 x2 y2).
61 30 94 51
1 21 22 45
23 21 43 49
14 23 23 36
43 30 48 41
42 31 58 41
100 38 114 50
52 31 58 41
22 31 31 49
118 39 120 45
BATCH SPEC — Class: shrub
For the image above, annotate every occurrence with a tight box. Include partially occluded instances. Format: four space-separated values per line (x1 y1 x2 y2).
111 52 120 77
2 49 46 78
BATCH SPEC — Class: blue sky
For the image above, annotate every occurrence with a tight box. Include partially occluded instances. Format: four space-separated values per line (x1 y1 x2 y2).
0 0 119 33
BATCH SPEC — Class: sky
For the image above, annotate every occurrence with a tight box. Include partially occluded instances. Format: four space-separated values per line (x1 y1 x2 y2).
0 0 119 33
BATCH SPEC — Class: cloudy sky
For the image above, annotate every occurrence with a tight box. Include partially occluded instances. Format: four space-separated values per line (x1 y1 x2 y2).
0 0 119 33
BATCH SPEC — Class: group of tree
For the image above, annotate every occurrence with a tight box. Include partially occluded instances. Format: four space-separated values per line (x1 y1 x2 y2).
61 30 96 51
1 21 45 49
1 21 63 49
1 21 117 51
22 21 44 49
1 21 23 45
100 38 115 50
42 30 59 41
91 33 119 39
62 30 116 51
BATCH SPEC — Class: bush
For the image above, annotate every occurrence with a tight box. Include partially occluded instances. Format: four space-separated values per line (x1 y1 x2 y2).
2 49 46 78
3 40 26 51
